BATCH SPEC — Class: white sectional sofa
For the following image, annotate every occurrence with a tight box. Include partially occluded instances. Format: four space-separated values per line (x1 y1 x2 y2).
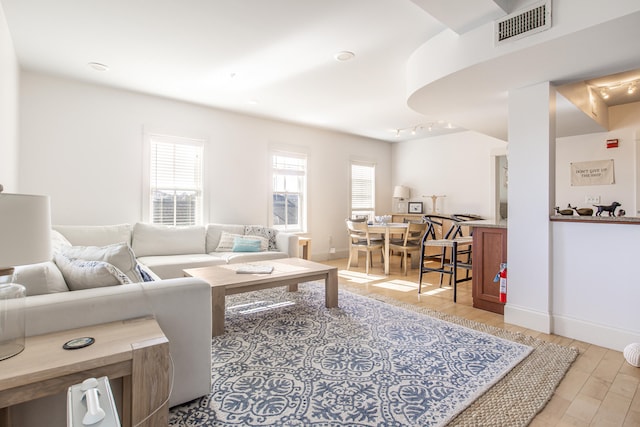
10 222 298 427
55 222 299 279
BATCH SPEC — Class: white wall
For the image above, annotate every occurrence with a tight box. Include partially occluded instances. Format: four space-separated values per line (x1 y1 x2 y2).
556 102 640 214
552 221 640 350
18 72 393 259
0 3 19 190
391 131 506 217
551 101 640 350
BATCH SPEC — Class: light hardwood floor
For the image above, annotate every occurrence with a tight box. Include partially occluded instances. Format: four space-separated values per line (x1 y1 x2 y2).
320 256 640 426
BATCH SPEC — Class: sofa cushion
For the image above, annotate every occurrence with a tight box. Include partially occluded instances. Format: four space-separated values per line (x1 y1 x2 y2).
53 224 132 247
133 223 206 257
215 251 289 264
245 225 279 251
60 242 142 283
13 261 69 296
137 254 225 279
54 253 131 291
206 224 246 253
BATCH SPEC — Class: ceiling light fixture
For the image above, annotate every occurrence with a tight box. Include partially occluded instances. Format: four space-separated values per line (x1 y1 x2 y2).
392 122 457 138
334 51 355 62
87 62 109 72
592 78 640 100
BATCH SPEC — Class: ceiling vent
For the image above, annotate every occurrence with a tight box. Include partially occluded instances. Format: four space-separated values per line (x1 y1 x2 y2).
495 0 551 45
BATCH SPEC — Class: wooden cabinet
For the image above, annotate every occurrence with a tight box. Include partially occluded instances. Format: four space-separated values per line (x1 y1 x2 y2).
472 226 507 314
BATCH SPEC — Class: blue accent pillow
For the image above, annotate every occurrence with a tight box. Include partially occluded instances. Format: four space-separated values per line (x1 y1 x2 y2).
232 237 262 252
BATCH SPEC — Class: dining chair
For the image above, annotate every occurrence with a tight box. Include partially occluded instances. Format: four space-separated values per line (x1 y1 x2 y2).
345 219 385 275
418 215 473 302
389 222 427 275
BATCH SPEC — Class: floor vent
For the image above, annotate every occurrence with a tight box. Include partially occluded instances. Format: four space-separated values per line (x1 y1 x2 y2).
495 0 551 45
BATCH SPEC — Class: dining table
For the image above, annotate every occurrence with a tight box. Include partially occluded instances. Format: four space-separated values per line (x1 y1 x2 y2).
367 222 410 275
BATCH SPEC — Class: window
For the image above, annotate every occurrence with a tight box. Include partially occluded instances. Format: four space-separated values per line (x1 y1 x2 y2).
351 162 375 220
148 135 204 225
271 153 307 232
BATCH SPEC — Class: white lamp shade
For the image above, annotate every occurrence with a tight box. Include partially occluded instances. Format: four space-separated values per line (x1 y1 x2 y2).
0 193 52 268
392 185 410 199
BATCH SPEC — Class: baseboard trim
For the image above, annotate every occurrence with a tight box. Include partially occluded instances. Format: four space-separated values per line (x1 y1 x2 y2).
552 314 640 352
504 304 552 334
506 305 640 351
312 250 349 262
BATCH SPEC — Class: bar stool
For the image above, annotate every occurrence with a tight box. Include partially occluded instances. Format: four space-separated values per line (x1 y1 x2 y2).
418 215 473 302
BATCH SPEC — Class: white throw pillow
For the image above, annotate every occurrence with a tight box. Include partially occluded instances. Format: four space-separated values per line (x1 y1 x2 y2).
205 224 246 253
132 223 206 257
50 230 72 255
61 242 142 283
13 261 69 296
54 253 131 291
215 232 243 252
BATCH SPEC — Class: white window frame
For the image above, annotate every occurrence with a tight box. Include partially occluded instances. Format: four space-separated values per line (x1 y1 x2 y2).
350 161 376 221
269 151 307 232
143 132 205 225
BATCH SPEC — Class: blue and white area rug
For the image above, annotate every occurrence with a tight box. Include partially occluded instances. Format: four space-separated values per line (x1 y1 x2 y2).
170 284 575 426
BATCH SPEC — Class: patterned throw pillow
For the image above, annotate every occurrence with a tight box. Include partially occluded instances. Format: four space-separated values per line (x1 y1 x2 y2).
54 253 131 291
61 242 142 283
244 226 279 251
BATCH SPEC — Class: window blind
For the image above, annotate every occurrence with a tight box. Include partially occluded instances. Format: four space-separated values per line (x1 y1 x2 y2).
150 138 203 226
351 163 375 211
272 153 306 231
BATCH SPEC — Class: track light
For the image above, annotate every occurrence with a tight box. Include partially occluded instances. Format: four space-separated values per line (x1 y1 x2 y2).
628 82 636 95
392 122 457 138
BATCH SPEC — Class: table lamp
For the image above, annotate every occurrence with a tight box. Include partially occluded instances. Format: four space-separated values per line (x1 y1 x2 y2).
392 185 410 213
0 186 52 360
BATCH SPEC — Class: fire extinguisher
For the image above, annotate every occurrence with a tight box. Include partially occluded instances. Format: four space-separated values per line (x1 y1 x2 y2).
498 263 507 303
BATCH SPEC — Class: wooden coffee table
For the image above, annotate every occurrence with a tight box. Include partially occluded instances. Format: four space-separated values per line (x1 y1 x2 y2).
184 258 338 336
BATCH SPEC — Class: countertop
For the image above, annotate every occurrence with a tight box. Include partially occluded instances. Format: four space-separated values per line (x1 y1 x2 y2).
549 215 640 224
463 219 507 229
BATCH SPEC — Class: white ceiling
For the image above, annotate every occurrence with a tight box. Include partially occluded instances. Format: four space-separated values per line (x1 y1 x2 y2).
2 0 639 142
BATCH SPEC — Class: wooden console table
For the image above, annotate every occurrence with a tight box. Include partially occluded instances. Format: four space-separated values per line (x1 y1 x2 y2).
298 237 311 260
0 317 170 427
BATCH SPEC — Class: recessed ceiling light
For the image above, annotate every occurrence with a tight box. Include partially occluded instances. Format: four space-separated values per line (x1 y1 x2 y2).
88 62 109 72
334 51 355 62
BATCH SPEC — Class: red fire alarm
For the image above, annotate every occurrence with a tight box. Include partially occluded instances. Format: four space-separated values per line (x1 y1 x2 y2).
606 139 619 149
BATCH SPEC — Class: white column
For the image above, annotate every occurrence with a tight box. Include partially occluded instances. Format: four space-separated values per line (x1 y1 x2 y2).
504 82 555 333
